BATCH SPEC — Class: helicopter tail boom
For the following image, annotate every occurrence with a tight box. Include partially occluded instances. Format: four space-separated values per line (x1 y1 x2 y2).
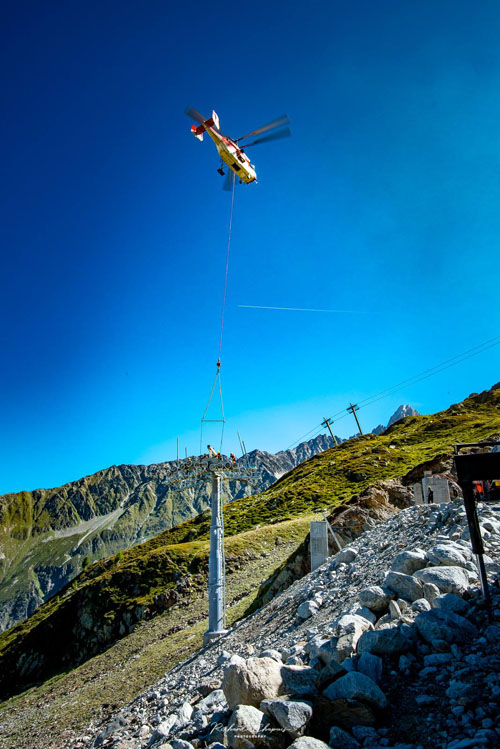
190 110 220 142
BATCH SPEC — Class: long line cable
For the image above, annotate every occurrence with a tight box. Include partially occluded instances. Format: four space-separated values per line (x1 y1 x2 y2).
218 173 236 365
200 172 236 454
285 332 500 450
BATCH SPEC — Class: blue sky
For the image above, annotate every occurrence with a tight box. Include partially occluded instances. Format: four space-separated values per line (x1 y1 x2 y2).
1 0 500 494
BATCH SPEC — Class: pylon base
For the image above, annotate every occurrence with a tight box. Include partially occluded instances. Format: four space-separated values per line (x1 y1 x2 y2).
203 629 228 646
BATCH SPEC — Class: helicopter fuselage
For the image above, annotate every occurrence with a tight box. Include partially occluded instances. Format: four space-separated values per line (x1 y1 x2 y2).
206 127 257 184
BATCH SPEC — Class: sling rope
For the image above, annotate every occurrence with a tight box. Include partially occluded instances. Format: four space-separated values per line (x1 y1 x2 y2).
200 172 236 454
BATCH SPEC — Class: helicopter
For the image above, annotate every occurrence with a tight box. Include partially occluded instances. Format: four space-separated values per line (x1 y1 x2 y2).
185 108 291 189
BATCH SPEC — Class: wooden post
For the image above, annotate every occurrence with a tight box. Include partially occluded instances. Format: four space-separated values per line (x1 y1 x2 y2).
321 417 338 446
347 403 363 435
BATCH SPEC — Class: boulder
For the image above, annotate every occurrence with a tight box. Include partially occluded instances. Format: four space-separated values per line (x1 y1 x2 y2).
422 582 440 604
226 705 281 749
334 614 373 637
317 639 339 666
351 606 377 624
223 657 283 710
432 593 469 616
335 633 359 662
317 661 347 689
288 738 329 749
414 566 469 594
357 628 409 656
328 726 361 748
411 598 431 614
414 609 478 646
427 544 467 568
177 702 193 726
170 741 194 749
281 665 318 698
260 698 312 738
385 571 424 602
390 549 427 575
334 548 358 565
197 689 227 714
388 600 402 620
152 716 178 740
304 636 329 661
260 649 283 663
298 601 319 620
312 695 375 731
357 586 392 612
323 672 387 710
357 653 383 684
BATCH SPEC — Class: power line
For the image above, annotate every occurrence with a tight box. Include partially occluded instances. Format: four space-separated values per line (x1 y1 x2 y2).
285 333 500 450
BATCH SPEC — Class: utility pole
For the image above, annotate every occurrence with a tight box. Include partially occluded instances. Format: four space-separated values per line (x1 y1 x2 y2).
347 403 363 435
208 473 224 636
321 417 338 446
168 454 256 645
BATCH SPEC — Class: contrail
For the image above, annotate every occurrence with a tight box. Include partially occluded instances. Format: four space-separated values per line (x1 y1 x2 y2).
238 305 363 313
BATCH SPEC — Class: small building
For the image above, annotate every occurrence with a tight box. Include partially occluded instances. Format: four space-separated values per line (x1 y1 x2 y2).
413 471 451 505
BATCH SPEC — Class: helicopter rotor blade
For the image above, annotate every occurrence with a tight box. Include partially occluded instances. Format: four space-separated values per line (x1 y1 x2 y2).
222 170 236 191
185 106 207 124
236 114 290 142
241 127 291 148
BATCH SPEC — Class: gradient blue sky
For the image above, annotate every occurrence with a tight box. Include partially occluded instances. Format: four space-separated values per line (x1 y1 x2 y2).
1 0 500 494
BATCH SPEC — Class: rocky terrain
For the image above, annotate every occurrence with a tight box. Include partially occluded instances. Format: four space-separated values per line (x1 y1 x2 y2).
69 500 500 749
0 433 339 633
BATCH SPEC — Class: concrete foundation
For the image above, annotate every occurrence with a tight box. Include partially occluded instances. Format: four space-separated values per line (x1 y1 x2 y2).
310 520 329 570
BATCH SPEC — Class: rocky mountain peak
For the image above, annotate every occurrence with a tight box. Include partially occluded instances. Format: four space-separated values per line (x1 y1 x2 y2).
372 404 420 435
388 404 419 426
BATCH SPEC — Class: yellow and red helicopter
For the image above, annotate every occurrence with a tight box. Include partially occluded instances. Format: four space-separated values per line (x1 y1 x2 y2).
185 107 290 189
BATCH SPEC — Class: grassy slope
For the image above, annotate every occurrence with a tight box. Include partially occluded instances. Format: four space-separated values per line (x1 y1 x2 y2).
0 516 313 749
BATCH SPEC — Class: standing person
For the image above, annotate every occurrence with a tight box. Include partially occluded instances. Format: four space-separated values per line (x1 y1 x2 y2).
207 445 216 457
427 487 434 504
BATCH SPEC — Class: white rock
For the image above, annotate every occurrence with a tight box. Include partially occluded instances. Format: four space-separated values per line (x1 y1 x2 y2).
323 672 387 709
427 543 467 568
411 598 431 613
334 614 373 637
297 601 319 620
222 656 283 710
288 738 329 749
334 547 358 564
385 571 424 602
390 549 427 575
260 698 312 738
357 586 392 612
226 705 278 749
414 566 470 595
177 702 193 727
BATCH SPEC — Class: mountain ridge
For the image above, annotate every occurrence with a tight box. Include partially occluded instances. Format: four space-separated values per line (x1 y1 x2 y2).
0 432 340 632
